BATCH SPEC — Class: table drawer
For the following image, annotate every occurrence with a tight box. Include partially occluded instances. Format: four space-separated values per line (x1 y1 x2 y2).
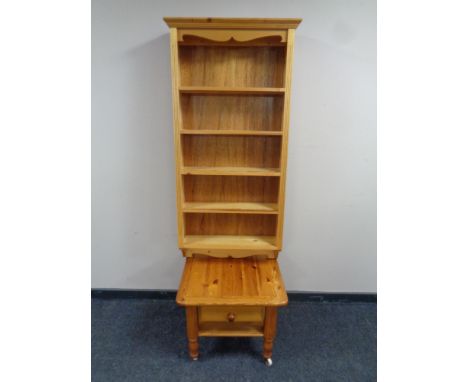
198 306 264 324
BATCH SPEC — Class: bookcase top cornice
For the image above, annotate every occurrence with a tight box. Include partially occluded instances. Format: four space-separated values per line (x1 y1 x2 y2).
163 17 302 30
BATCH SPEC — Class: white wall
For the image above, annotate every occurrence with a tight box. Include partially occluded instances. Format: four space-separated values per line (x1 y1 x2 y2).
92 0 376 292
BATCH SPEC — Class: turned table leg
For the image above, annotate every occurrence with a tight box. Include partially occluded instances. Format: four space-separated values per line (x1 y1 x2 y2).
263 306 278 365
185 306 199 360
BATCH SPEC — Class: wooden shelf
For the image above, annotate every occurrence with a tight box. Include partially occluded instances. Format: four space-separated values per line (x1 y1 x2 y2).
182 235 278 250
179 86 285 95
181 166 281 177
199 322 264 337
183 202 278 214
180 129 282 136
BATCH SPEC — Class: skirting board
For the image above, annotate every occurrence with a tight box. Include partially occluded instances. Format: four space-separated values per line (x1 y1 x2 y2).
91 289 376 303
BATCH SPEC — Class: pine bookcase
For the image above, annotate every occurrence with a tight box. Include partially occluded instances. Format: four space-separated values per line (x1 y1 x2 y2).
164 17 301 365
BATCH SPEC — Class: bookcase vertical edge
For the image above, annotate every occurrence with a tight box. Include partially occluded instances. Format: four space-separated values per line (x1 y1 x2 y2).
169 27 185 247
276 29 295 249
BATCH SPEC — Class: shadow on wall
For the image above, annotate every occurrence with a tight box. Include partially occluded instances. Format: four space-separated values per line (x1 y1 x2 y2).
120 34 182 285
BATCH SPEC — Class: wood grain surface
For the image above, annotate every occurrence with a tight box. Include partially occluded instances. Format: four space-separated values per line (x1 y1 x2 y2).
184 175 279 203
176 257 288 306
180 94 283 131
163 17 302 30
179 46 285 88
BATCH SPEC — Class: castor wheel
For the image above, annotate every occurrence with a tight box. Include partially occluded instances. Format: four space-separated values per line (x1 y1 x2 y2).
264 358 273 367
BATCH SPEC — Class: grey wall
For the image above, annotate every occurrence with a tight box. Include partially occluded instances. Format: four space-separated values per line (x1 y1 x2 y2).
92 0 376 292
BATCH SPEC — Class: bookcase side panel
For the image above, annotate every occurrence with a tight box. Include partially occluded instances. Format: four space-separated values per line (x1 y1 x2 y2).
169 27 186 248
276 29 296 250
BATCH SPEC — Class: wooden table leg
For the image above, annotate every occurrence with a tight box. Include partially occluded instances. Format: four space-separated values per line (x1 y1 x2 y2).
263 306 278 363
185 306 199 360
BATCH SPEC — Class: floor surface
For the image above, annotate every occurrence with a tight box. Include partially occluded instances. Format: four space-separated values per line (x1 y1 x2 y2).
92 298 376 381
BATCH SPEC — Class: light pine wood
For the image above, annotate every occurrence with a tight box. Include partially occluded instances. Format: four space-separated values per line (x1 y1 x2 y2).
176 257 287 306
179 86 285 95
182 135 281 169
165 17 300 360
185 306 199 360
276 29 296 250
182 235 278 251
199 322 264 337
183 249 277 259
179 46 285 88
178 36 286 48
164 17 302 30
185 213 276 236
178 29 288 44
198 303 266 337
181 166 280 177
169 28 185 247
183 202 278 214
184 175 279 203
181 95 283 132
263 307 278 359
181 130 282 136
199 306 265 323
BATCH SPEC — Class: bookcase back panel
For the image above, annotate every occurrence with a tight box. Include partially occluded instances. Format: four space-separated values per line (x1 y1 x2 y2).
179 46 286 87
181 95 283 131
184 175 279 203
182 136 281 168
185 213 277 236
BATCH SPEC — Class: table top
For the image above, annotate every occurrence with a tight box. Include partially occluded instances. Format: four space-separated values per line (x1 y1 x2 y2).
176 257 288 307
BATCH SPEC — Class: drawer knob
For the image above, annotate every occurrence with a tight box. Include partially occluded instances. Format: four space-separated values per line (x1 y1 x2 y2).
227 312 236 322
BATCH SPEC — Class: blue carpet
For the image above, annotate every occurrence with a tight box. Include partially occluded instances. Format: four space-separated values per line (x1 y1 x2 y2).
92 298 376 381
